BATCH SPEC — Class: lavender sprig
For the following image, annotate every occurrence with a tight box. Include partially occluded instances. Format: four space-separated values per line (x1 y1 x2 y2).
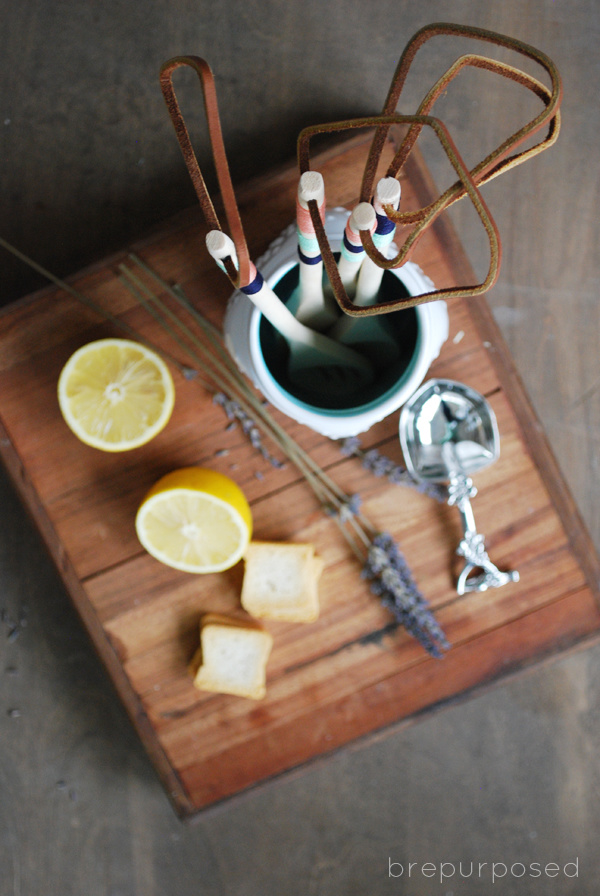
0 235 449 658
124 266 449 656
363 533 450 657
212 393 286 469
340 437 447 502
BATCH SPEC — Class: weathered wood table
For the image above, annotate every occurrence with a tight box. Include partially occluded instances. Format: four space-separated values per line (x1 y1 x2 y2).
1 131 599 820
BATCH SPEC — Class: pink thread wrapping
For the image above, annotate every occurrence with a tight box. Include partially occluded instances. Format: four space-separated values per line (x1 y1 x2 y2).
296 198 326 235
344 214 376 246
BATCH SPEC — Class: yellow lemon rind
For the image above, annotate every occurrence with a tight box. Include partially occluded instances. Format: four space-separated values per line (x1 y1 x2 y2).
135 489 250 574
135 468 252 574
57 338 175 452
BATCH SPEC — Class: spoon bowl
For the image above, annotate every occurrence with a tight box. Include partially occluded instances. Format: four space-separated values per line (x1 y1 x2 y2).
400 378 519 594
400 379 499 482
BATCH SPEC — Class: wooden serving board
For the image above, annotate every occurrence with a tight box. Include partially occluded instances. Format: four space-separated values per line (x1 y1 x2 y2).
1 130 599 820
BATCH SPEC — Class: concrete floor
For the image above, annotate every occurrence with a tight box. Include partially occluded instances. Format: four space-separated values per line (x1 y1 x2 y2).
1 1 599 893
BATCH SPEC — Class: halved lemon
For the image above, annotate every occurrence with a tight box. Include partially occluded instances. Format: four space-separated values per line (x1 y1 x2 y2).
57 338 175 451
135 467 252 573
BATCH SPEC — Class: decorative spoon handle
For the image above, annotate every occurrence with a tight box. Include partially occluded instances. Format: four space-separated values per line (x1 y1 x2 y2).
448 471 520 594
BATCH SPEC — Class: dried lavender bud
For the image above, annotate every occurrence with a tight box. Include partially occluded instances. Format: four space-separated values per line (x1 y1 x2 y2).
268 457 287 470
339 436 361 457
363 532 449 657
213 392 239 421
249 427 263 449
363 448 393 478
213 392 285 469
339 493 362 521
324 493 362 522
339 437 447 502
347 493 363 516
362 544 388 575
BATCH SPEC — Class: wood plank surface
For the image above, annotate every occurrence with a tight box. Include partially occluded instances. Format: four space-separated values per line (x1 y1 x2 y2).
1 129 599 819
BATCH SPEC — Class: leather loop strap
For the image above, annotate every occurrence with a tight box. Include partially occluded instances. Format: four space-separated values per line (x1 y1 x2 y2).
159 26 561 310
297 23 561 311
300 114 501 314
390 56 559 185
358 56 559 273
159 56 251 288
361 22 562 203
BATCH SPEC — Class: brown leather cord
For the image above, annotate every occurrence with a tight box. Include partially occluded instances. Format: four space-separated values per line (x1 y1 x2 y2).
383 56 560 224
355 56 560 275
361 22 562 203
300 113 501 315
159 56 251 289
296 23 562 313
158 25 562 312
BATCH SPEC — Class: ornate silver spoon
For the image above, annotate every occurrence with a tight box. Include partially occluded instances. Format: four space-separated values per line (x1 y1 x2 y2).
399 378 520 594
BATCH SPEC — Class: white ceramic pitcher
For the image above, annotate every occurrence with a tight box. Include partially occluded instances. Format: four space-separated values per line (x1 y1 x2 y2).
223 207 449 439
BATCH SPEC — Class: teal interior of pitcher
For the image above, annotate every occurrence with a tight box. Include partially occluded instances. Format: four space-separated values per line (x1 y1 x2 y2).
257 264 420 413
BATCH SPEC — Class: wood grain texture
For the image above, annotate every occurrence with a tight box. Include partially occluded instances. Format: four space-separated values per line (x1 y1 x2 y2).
2 3 600 891
2 130 598 819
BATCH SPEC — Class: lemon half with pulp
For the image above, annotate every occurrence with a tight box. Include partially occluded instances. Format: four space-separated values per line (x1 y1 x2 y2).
57 338 175 451
135 467 252 573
